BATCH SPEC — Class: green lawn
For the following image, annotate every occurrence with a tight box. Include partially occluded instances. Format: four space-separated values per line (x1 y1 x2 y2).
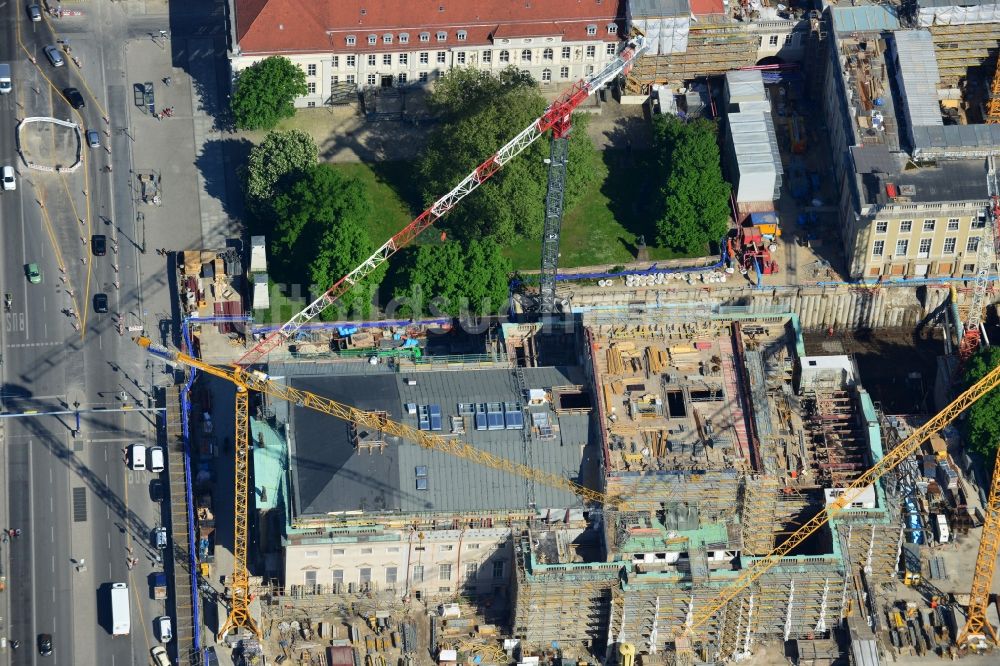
328 153 697 274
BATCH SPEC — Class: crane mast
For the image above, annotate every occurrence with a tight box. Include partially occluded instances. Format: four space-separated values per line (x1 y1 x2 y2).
959 155 1000 361
539 136 570 314
238 36 647 365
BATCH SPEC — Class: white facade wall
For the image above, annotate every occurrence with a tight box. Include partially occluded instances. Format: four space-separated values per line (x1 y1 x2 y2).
232 37 622 108
285 527 514 599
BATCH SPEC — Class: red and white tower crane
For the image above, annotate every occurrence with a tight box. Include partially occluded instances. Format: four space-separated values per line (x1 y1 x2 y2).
238 35 648 365
959 155 1000 362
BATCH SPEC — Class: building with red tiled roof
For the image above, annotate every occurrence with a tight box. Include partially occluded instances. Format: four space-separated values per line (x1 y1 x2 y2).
230 0 625 106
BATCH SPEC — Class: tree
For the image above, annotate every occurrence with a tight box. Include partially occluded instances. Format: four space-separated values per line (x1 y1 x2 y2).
392 239 512 317
231 56 308 130
651 116 731 255
962 346 1000 458
244 129 318 211
417 67 605 245
270 164 384 318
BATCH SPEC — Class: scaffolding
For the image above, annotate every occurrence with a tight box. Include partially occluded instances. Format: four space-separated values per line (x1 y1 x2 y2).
740 475 780 556
606 471 743 521
625 17 761 94
927 22 1000 88
510 532 619 648
801 390 870 488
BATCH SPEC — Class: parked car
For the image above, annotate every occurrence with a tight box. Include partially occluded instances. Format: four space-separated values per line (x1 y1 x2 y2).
62 87 84 108
153 526 167 550
43 45 64 67
149 446 164 473
151 646 170 666
157 616 172 643
93 293 108 313
2 165 15 191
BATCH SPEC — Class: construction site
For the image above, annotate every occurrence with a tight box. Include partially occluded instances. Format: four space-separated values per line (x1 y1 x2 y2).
139 2 1000 665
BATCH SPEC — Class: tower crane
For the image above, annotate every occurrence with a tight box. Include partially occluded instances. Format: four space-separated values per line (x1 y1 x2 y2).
677 352 1000 652
958 155 1000 361
135 337 627 636
237 35 648 365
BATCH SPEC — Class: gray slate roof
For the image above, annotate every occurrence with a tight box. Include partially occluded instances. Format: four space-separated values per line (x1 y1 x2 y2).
286 366 595 518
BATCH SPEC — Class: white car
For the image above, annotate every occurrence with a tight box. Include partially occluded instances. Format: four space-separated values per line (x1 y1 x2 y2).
1 166 14 191
151 646 170 666
157 615 172 643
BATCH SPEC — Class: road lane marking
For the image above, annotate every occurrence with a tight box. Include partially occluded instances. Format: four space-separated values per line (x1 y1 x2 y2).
5 341 64 349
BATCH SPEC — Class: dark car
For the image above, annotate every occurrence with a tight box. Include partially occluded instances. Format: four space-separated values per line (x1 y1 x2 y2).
38 633 52 656
62 87 84 109
93 293 108 313
91 234 106 256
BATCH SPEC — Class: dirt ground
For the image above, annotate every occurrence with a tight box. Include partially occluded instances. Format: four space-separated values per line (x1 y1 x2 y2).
802 328 943 413
18 120 80 169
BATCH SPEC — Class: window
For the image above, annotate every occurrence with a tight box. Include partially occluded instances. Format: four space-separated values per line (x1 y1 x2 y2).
383 34 393 44
872 240 885 257
333 548 345 555
307 82 316 94
973 216 987 229
387 547 400 553
346 74 356 84
895 239 909 256
398 73 407 83
305 570 317 587
918 238 932 257
875 220 888 233
386 567 397 584
367 74 376 86
400 33 409 44
306 64 316 76
420 52 429 64
436 31 447 42
968 237 981 252
361 548 373 554
948 218 960 231
412 565 424 583
305 550 319 558
468 543 480 550
367 54 376 66
899 220 913 233
420 32 430 43
346 35 356 46
457 30 467 41
437 51 446 63
586 65 594 75
346 55 356 67
331 75 339 85
587 24 597 36
368 34 377 45
332 56 340 68
923 219 935 232
769 35 779 46
608 23 618 35
360 568 371 583
543 48 553 61
419 72 428 82
332 569 344 585
492 560 505 579
964 263 977 273
482 50 492 63
439 545 453 552
499 50 510 62
456 51 466 64
307 101 316 107
541 68 552 82
383 54 392 66
586 45 596 58
440 564 452 581
465 563 477 579
562 46 571 59
399 53 408 65
438 586 451 593
560 66 569 79
944 237 957 254
606 42 617 55
521 49 532 62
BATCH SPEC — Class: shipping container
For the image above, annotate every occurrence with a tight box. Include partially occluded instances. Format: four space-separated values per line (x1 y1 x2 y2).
934 514 950 544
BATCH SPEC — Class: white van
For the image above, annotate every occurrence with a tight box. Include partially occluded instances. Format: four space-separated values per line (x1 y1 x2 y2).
149 446 164 473
129 443 146 471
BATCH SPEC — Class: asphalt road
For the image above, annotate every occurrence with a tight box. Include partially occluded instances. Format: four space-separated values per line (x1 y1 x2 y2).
1 2 166 664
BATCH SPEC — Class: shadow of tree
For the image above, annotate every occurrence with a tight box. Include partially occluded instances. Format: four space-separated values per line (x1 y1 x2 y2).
194 136 252 225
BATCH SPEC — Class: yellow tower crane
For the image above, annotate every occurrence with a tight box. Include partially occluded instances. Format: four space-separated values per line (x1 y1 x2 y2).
677 352 1000 651
134 337 627 637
